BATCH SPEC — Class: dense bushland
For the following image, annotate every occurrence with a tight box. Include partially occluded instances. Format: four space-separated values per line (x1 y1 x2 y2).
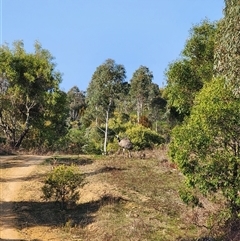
1 0 240 238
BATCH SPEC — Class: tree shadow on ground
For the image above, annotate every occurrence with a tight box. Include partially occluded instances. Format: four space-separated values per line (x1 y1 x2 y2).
0 195 127 231
0 159 34 169
0 239 41 241
0 156 94 170
84 165 127 177
44 157 94 166
0 173 46 183
0 156 46 169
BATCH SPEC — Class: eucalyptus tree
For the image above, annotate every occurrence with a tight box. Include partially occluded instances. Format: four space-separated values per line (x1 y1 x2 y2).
32 89 69 151
114 81 131 115
130 66 154 123
214 0 240 94
0 41 66 148
148 84 167 132
170 77 240 219
67 86 86 122
85 59 126 154
164 20 217 117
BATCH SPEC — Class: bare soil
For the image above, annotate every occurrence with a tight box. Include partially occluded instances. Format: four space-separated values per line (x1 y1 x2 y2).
0 155 48 240
0 154 128 241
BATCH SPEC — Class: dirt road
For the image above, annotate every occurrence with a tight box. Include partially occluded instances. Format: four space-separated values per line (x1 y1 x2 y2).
0 155 48 240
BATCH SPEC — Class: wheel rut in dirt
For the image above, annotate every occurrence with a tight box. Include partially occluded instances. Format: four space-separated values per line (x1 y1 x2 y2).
0 155 48 240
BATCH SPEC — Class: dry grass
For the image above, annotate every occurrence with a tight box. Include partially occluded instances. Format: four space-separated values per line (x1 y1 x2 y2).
15 148 225 241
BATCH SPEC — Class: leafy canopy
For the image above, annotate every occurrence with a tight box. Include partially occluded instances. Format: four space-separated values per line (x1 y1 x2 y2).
0 41 64 148
130 66 154 122
170 77 240 216
164 20 217 116
214 0 240 93
85 59 126 124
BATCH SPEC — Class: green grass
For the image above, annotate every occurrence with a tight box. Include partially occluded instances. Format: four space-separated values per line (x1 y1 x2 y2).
18 149 224 240
91 156 197 241
61 151 202 240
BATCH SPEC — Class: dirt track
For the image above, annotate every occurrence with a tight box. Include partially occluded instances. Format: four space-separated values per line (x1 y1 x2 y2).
0 155 48 240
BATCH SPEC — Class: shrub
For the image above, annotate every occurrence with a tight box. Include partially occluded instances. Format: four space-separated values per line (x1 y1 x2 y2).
42 164 84 209
125 125 165 150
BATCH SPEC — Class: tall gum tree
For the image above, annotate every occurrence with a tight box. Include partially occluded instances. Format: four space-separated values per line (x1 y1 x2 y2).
164 20 217 117
214 0 240 94
130 66 154 123
85 59 126 154
0 41 63 148
67 86 86 122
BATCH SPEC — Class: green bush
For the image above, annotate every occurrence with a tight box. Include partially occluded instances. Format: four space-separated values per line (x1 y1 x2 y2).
107 141 119 154
42 164 84 209
125 125 165 150
65 128 85 154
82 127 103 154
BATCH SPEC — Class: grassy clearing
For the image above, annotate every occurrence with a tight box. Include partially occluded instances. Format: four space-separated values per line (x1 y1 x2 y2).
16 149 219 240
90 156 197 241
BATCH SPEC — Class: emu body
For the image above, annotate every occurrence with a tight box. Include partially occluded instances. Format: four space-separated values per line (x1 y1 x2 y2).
116 135 133 158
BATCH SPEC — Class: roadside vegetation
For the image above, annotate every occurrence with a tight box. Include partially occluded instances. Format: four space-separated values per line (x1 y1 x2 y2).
1 0 240 240
16 152 225 241
42 164 84 210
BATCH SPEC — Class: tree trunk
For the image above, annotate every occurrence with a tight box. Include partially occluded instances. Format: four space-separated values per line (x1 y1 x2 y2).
136 99 143 123
137 101 141 123
103 110 109 155
14 127 29 148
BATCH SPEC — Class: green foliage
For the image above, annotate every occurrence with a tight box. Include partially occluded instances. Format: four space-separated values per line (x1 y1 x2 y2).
165 59 200 115
170 77 240 217
108 112 131 134
164 20 217 117
107 141 119 154
67 86 86 122
81 126 103 154
42 164 84 209
214 0 240 93
86 59 126 124
0 41 66 149
63 128 85 154
85 59 127 154
108 112 165 151
37 90 69 149
58 125 101 155
125 124 165 150
148 85 167 127
179 188 201 208
130 66 154 122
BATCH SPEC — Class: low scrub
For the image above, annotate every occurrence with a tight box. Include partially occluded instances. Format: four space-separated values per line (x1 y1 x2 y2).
42 164 84 210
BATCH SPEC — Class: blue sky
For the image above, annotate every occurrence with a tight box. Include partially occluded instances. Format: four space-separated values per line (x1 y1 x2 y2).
1 0 224 92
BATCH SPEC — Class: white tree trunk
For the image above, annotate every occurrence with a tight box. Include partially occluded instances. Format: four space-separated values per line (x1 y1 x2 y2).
103 110 109 154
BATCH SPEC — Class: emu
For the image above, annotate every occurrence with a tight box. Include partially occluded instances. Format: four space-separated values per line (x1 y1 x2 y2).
116 135 133 158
